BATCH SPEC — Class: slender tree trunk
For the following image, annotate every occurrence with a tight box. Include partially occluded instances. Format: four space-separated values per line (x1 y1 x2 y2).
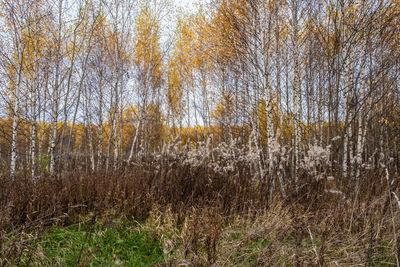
128 112 142 162
10 50 24 178
85 87 95 172
49 0 63 176
291 0 301 180
355 43 367 180
97 84 103 170
343 50 354 179
10 98 19 178
106 91 114 173
30 83 37 180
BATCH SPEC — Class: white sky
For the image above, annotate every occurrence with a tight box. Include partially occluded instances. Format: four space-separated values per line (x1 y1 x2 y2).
173 0 202 13
158 0 204 46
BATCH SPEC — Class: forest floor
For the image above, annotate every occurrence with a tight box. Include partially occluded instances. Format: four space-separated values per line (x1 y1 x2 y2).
1 202 398 266
1 165 399 266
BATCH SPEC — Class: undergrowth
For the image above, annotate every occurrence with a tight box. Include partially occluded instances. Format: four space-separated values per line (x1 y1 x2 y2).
0 153 399 266
1 220 163 266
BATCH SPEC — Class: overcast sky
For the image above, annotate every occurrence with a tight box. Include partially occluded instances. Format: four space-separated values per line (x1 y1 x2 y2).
173 0 202 13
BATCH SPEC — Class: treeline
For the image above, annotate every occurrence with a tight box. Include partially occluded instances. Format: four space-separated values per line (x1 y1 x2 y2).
0 0 399 186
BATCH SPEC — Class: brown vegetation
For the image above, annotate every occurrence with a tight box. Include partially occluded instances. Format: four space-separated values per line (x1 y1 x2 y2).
1 154 399 265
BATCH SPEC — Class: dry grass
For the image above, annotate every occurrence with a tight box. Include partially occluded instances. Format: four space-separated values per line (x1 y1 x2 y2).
0 156 399 265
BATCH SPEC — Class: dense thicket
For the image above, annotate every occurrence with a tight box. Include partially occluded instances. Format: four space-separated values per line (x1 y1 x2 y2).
1 152 399 265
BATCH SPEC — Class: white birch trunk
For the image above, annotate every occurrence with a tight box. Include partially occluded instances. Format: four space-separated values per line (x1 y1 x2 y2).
128 114 142 162
355 45 367 180
291 0 301 179
113 66 120 171
30 60 40 179
343 51 354 179
113 117 119 170
97 88 103 170
10 99 19 178
10 51 24 178
49 86 58 176
30 87 37 180
49 0 63 176
85 87 95 172
105 101 114 172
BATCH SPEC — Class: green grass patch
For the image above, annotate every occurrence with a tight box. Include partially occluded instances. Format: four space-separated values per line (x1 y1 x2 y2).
33 221 163 266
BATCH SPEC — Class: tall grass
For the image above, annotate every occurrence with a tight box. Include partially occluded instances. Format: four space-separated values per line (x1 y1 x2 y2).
0 150 399 265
